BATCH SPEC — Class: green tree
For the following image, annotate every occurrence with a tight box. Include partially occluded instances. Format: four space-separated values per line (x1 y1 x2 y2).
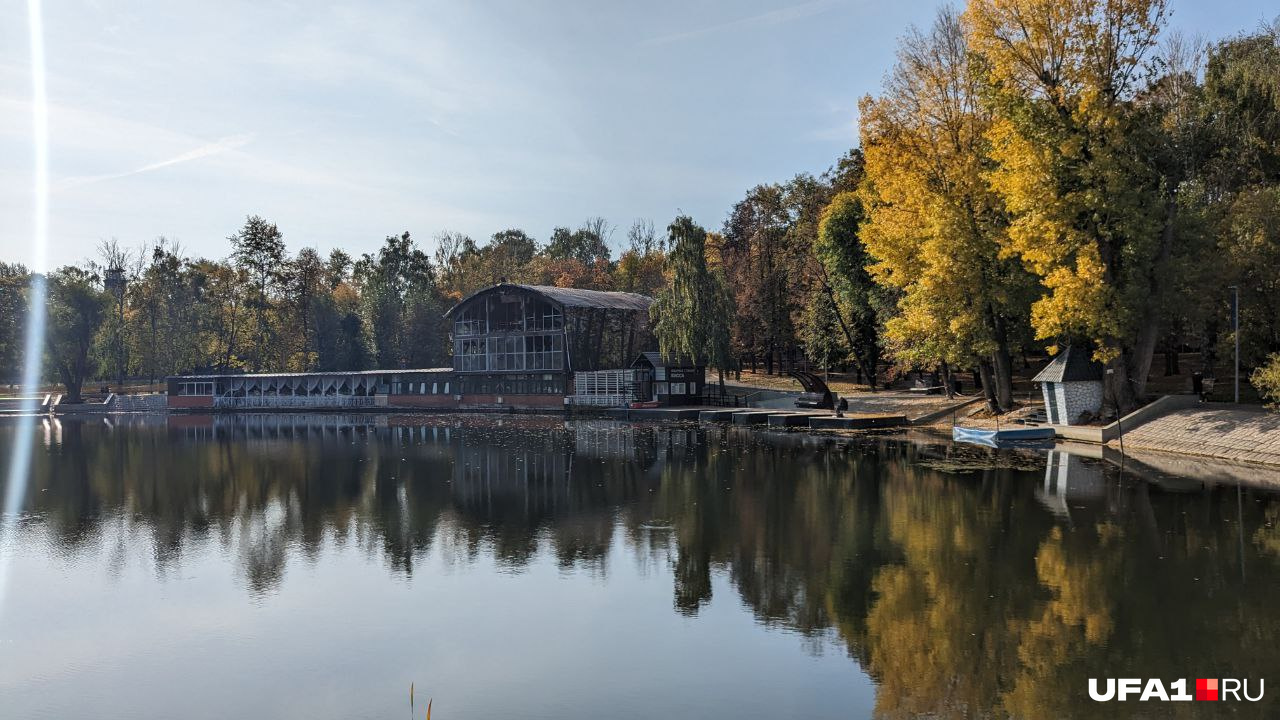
228 215 286 370
44 267 108 402
723 185 795 374
651 216 734 389
799 287 849 377
0 262 29 384
359 232 447 369
815 190 884 388
545 220 612 266
283 247 327 371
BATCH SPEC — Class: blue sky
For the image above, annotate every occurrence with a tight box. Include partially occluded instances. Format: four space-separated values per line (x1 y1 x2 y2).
2 0 1277 269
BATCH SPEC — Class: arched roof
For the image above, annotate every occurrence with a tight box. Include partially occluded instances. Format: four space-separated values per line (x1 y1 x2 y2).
444 283 653 317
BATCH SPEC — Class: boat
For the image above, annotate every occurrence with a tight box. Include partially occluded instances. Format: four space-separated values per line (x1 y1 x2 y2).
952 425 1057 448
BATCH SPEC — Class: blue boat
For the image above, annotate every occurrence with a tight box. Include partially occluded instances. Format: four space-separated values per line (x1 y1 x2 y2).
952 425 1057 448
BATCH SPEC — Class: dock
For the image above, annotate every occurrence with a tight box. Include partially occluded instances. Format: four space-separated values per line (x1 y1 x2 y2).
696 407 910 431
603 406 704 421
808 415 908 430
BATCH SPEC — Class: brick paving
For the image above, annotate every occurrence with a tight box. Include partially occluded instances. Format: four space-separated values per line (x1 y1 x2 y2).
1113 405 1280 467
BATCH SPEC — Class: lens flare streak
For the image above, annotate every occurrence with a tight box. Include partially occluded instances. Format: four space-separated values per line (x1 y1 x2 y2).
0 0 51 618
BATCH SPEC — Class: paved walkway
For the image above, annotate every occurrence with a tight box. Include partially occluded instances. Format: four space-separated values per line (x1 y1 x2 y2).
1113 405 1280 467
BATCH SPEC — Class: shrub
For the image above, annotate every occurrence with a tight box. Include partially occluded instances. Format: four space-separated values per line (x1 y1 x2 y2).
1251 354 1280 409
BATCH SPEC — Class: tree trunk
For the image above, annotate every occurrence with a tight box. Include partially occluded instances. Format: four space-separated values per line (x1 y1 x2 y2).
1103 353 1140 417
988 308 1015 412
1125 194 1179 403
940 360 955 399
1202 318 1219 379
977 360 999 413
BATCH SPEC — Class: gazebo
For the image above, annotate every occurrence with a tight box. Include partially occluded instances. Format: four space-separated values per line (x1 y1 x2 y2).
1034 346 1104 426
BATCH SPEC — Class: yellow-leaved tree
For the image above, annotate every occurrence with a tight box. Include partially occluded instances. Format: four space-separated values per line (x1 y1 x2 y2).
859 6 1035 411
965 0 1173 413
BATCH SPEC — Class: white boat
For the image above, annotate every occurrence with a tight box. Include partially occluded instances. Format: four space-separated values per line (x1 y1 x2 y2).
952 425 1056 448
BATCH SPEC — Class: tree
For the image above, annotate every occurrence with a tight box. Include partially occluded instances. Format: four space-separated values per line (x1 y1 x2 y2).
94 238 137 386
723 185 796 374
966 0 1172 413
228 215 286 370
359 232 447 369
614 219 667 297
0 263 29 384
198 259 251 370
130 239 203 380
859 6 1037 409
651 216 734 389
284 247 327 371
45 267 108 402
799 287 849 378
1201 24 1280 373
325 249 353 289
815 191 884 388
545 220 611 266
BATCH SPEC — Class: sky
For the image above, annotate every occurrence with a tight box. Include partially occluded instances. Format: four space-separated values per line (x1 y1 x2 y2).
2 0 1277 269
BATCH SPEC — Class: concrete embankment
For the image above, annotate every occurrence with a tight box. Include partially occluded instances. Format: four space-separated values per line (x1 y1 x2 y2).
1110 404 1280 468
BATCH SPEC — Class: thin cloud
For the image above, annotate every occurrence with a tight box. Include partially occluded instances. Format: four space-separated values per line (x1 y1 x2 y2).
55 132 255 190
642 0 839 46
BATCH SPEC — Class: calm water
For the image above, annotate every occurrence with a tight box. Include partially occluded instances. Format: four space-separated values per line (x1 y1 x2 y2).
2 414 1279 719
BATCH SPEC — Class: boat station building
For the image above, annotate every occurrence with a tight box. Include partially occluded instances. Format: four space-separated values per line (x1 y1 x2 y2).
167 283 689 412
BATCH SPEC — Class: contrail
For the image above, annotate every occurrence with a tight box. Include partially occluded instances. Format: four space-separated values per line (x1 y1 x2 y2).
55 132 255 190
0 0 51 620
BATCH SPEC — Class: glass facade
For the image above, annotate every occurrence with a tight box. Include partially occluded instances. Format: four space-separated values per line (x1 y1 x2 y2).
452 293 567 375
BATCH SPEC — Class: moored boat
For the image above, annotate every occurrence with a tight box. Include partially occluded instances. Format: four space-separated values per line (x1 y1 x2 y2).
952 425 1056 448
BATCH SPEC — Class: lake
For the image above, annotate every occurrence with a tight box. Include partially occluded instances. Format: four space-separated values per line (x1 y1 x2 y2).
2 414 1278 719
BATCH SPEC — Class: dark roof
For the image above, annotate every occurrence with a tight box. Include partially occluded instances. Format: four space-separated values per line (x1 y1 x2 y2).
633 351 700 369
444 283 652 317
169 368 452 381
1032 346 1104 383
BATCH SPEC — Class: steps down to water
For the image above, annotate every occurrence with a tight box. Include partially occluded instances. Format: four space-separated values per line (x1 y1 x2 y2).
110 394 168 412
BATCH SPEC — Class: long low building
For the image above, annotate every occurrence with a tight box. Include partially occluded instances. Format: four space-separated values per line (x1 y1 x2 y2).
167 282 701 412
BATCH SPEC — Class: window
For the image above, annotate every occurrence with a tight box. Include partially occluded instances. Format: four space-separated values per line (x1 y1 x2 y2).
669 382 686 396
454 304 486 337
524 299 563 331
455 337 488 372
179 382 214 396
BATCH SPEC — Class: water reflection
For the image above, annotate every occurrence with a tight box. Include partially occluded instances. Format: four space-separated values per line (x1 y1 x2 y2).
4 414 1280 719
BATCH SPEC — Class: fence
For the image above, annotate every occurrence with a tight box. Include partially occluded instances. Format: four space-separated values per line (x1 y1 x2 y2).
701 385 749 407
570 370 637 407
212 395 379 409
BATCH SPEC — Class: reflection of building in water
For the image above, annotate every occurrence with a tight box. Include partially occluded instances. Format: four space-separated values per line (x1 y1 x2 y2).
167 412 387 442
1038 450 1110 517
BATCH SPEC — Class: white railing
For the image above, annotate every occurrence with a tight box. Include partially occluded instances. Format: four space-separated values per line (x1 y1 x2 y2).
570 370 636 407
213 395 378 409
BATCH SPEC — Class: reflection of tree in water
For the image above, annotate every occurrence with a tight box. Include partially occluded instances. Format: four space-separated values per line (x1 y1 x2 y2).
10 416 1280 718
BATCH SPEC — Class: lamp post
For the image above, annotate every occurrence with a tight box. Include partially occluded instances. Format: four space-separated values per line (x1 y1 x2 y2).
1229 285 1239 403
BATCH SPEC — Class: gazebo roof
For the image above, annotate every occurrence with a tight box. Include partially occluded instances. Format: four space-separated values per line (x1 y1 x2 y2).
1033 346 1104 383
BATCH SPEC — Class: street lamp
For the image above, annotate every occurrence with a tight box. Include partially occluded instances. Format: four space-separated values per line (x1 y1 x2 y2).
1229 285 1239 404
